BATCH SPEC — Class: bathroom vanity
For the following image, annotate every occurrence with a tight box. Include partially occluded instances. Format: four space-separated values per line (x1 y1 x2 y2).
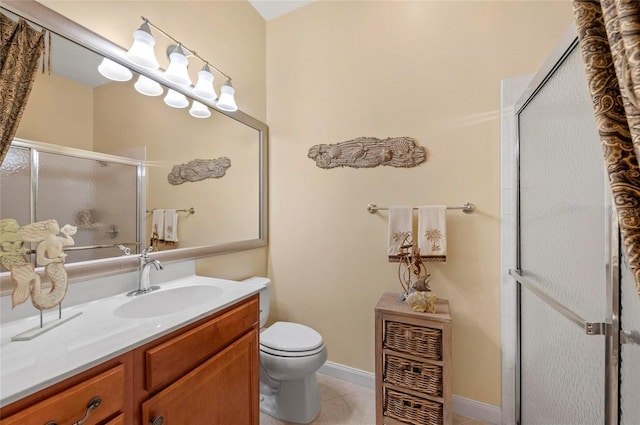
0 276 262 425
375 292 452 425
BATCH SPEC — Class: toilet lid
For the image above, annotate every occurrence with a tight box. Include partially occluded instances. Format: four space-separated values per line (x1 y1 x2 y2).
260 321 323 352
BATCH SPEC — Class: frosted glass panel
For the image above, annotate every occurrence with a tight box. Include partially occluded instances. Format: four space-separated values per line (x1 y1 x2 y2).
620 255 640 425
518 44 606 424
37 151 138 262
0 146 31 227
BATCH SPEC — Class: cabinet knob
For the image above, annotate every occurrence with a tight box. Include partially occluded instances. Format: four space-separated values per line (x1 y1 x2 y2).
44 396 101 425
151 416 165 425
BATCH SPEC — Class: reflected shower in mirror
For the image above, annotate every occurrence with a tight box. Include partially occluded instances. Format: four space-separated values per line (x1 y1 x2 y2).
0 3 266 274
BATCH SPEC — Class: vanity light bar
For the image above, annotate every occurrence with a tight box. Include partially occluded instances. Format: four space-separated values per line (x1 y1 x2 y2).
141 17 231 81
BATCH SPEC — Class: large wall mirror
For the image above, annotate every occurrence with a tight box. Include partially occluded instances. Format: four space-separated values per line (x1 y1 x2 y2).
0 1 267 287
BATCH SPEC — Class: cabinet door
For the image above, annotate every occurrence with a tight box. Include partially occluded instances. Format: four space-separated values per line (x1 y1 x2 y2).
141 330 259 425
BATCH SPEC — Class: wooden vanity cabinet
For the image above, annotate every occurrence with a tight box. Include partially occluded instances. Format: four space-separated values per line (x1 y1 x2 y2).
141 330 259 425
0 294 260 425
0 355 133 425
132 295 260 425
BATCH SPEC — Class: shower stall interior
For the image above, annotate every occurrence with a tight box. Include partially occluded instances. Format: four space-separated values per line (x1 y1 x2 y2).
0 139 143 265
508 25 640 425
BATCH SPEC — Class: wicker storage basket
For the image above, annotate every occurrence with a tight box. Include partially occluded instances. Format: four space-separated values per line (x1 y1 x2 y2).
384 354 442 397
384 389 443 425
384 321 442 360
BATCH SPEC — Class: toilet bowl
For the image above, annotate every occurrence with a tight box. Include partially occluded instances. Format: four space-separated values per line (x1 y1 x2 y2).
242 277 327 424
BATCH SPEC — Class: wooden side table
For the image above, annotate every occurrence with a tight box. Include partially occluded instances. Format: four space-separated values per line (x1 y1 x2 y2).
375 292 452 425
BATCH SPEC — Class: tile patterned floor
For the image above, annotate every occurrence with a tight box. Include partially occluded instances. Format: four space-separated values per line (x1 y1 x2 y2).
259 373 490 425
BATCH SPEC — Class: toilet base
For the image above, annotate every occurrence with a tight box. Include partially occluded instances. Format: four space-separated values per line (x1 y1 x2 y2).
260 372 321 424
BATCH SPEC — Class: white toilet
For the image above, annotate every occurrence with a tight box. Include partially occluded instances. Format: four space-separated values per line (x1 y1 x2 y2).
243 277 327 424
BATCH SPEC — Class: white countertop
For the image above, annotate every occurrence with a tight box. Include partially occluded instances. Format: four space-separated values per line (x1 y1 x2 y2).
0 275 264 407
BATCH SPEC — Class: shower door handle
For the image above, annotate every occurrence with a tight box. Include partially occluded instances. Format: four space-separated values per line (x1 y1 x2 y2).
509 269 608 336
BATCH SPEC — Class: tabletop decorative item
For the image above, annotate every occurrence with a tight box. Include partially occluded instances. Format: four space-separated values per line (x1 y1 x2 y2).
6 219 82 341
396 235 437 313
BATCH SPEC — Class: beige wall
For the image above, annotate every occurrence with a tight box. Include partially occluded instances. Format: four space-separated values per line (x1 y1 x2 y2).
17 72 94 150
266 1 574 405
37 0 268 279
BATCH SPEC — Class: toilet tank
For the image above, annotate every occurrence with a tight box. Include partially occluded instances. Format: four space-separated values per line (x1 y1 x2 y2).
241 276 270 328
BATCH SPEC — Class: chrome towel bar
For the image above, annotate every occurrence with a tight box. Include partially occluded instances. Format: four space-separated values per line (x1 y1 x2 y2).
367 202 475 214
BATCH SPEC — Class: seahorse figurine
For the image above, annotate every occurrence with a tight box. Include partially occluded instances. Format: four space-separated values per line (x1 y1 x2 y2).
11 219 77 310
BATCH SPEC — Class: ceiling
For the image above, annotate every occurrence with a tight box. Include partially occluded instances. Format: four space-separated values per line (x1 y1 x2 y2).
248 0 316 21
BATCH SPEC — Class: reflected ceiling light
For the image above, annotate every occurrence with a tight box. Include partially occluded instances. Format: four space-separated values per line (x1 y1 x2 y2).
189 101 211 118
215 79 238 112
126 20 159 69
97 57 133 82
134 75 163 97
192 64 217 100
164 44 191 86
164 89 189 108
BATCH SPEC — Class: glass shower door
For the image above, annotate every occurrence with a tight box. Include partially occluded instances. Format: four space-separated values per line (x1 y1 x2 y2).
37 150 139 262
517 42 609 424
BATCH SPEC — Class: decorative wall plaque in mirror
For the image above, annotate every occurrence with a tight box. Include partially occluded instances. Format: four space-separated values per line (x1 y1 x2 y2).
0 1 268 289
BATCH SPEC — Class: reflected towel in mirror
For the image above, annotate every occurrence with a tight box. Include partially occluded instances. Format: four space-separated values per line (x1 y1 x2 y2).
164 209 179 243
152 209 165 241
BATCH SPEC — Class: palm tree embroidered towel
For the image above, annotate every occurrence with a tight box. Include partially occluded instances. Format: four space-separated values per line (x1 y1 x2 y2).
388 206 413 262
152 209 165 241
164 209 179 243
418 206 447 262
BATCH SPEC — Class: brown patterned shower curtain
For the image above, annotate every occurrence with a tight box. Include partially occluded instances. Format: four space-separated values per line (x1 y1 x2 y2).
573 0 640 297
0 13 45 166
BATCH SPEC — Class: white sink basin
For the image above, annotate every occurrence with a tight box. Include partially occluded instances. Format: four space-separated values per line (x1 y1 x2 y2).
114 285 224 319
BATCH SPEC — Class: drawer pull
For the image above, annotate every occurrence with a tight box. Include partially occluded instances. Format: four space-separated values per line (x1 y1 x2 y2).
151 416 165 425
44 396 101 425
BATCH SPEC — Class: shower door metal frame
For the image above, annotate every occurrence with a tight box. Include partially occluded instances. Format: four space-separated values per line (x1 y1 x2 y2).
9 138 146 259
512 23 621 425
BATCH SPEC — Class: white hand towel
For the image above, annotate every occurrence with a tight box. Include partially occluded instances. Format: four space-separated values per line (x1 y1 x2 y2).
164 209 179 243
418 206 447 262
151 209 165 241
388 206 413 262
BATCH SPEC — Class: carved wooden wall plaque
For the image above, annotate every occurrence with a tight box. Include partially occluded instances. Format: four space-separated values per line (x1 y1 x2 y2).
308 137 426 169
167 157 231 185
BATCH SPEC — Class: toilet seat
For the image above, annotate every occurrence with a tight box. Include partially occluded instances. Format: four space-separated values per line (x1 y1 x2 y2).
260 321 324 358
260 344 326 358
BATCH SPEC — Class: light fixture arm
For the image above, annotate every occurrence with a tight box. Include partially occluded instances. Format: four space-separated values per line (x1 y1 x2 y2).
141 16 232 81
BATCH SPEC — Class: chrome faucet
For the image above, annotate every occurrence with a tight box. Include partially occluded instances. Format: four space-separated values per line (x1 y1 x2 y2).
128 246 163 296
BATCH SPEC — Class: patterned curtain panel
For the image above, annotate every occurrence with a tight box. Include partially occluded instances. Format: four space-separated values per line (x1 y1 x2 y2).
0 13 45 166
573 0 640 298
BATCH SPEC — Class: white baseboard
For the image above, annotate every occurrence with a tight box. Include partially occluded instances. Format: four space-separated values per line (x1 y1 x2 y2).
318 361 375 389
318 361 501 424
453 395 502 425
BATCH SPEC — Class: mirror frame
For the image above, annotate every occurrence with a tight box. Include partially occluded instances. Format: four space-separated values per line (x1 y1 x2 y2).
0 0 268 284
